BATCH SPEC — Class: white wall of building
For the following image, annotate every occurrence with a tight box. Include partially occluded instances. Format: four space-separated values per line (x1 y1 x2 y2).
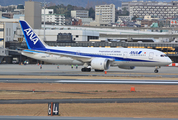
80 18 93 25
95 4 115 24
5 23 18 41
123 1 178 19
41 9 65 25
33 29 99 42
41 9 53 14
71 10 89 18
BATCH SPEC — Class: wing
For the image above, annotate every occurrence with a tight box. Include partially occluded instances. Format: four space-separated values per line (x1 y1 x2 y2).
22 49 115 63
6 48 115 63
6 48 38 55
23 49 93 63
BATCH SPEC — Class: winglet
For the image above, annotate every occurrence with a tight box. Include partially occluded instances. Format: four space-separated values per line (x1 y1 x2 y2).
19 20 46 49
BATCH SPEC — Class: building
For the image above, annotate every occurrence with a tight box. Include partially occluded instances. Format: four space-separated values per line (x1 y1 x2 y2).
122 1 178 19
141 19 156 27
41 9 65 25
24 1 41 29
80 18 93 26
71 18 82 26
13 4 25 14
118 16 131 22
0 20 17 63
41 9 53 14
15 27 99 42
144 15 159 21
0 11 2 19
2 13 13 19
71 10 93 26
90 4 115 26
71 10 89 18
13 14 24 20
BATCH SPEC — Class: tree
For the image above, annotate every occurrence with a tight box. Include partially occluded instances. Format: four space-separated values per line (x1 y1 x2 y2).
47 6 58 14
47 4 94 19
88 7 95 19
66 5 73 11
132 15 138 21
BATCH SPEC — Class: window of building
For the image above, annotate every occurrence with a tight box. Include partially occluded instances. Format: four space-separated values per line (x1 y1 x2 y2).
9 28 10 36
6 28 8 36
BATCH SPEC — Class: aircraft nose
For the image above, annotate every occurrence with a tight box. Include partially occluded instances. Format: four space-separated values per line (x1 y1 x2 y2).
167 57 172 64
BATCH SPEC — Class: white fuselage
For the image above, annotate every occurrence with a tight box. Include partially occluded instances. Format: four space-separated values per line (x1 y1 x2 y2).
22 47 172 67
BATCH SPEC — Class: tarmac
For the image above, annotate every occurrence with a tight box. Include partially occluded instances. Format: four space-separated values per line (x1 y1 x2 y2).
0 64 178 120
0 64 178 77
1 116 177 120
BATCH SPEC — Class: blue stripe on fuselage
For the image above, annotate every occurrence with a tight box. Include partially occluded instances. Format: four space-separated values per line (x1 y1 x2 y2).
23 50 43 53
33 48 155 62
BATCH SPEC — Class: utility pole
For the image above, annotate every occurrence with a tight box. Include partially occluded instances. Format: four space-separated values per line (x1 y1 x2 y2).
42 0 46 41
43 0 46 41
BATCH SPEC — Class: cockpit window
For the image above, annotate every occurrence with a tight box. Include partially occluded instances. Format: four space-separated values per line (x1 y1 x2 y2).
160 54 168 57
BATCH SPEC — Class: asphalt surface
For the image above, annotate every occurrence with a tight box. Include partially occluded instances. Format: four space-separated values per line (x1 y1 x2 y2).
0 64 178 78
1 78 178 84
1 116 177 120
0 116 177 120
0 64 178 120
0 98 178 104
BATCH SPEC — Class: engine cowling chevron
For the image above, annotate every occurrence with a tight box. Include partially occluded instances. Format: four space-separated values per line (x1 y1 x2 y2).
91 58 110 70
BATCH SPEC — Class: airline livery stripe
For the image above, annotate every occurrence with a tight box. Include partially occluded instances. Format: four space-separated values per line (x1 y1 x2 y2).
34 48 156 62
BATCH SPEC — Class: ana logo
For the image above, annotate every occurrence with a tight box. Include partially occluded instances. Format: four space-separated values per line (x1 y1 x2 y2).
24 28 39 45
130 51 142 54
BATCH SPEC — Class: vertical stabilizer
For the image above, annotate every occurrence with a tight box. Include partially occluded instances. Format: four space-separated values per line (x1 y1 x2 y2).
19 20 46 49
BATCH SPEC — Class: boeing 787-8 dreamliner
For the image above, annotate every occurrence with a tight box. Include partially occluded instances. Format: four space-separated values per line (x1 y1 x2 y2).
18 20 172 73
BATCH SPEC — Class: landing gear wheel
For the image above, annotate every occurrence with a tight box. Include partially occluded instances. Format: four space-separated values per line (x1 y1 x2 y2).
81 68 91 72
154 69 158 73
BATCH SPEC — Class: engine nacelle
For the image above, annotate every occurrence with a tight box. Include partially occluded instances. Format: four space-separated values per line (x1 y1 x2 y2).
91 58 110 70
118 66 135 70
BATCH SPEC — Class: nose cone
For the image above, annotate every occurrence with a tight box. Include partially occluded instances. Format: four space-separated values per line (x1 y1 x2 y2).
167 57 172 65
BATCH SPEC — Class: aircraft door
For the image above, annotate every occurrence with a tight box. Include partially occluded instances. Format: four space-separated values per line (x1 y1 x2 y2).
149 52 154 60
123 51 128 58
76 50 80 55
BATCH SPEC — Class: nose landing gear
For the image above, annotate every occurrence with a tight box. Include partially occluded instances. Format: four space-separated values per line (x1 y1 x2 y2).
154 69 158 73
154 66 161 73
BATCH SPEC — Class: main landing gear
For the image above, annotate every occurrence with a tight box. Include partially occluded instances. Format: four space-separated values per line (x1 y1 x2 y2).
81 68 91 72
154 66 161 73
81 68 104 72
95 69 104 72
81 63 91 72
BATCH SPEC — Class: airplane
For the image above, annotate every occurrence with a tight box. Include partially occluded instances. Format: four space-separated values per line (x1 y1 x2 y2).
18 20 172 73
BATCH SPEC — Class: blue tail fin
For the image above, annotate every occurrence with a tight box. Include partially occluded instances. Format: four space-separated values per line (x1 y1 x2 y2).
19 20 46 49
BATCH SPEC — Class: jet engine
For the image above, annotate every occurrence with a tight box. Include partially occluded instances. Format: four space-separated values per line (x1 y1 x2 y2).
91 58 110 70
118 66 135 70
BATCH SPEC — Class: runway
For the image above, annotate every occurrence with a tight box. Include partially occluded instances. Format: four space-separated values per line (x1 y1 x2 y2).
0 116 177 120
0 98 178 104
1 78 178 84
